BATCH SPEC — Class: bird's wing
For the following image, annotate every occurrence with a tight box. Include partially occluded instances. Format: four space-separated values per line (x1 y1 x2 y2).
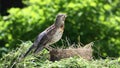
33 25 56 46
33 25 56 53
33 31 48 53
33 31 46 46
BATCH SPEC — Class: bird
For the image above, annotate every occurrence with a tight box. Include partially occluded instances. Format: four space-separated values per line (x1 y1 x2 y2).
21 13 67 58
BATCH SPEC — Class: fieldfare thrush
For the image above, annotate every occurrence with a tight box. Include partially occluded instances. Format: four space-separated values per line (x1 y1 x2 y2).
22 13 67 58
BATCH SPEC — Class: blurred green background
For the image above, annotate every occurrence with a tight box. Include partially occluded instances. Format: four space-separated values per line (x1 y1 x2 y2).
0 0 120 58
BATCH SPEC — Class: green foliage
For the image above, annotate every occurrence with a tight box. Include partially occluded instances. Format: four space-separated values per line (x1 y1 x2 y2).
0 41 120 68
0 41 49 68
0 0 120 58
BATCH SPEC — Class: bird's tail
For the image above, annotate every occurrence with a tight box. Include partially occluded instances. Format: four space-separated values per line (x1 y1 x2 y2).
21 45 34 58
34 46 44 54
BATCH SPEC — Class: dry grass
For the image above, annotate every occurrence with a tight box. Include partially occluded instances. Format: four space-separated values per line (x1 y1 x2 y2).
50 42 93 61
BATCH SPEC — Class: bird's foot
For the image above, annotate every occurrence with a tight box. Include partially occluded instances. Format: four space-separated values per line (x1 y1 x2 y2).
45 46 53 51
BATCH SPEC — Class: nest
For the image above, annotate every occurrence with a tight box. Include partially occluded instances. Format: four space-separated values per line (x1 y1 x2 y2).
49 42 93 61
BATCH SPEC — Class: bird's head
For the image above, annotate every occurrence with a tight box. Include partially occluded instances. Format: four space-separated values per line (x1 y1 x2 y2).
55 13 67 27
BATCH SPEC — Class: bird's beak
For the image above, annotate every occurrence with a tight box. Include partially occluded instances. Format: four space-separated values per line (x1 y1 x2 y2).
63 15 67 21
64 14 67 18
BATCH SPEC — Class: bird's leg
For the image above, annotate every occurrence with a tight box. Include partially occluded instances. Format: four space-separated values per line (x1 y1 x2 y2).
44 45 53 51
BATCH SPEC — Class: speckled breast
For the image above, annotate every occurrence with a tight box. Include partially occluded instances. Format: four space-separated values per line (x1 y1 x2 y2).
49 27 64 45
